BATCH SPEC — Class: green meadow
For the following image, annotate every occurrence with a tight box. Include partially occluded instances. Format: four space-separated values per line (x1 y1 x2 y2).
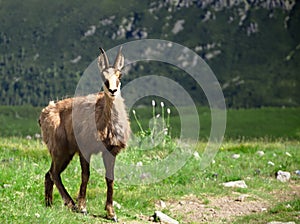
0 106 299 223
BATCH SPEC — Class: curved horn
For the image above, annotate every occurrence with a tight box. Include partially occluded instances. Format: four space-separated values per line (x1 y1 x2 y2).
99 47 109 69
113 46 124 70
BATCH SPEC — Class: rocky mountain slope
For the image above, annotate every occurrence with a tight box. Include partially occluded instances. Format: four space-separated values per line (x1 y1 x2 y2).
0 0 299 107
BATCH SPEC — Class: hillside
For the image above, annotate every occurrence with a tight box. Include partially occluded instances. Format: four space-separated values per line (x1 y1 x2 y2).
0 0 299 107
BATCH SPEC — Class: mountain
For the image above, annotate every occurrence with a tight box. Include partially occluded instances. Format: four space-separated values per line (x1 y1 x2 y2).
0 0 299 107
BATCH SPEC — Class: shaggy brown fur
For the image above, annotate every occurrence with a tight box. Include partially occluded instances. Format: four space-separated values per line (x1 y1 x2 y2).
39 47 130 221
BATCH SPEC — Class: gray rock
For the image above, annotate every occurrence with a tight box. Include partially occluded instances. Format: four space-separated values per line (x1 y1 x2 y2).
154 211 179 224
276 170 291 182
235 194 249 202
232 154 240 159
222 180 248 188
256 150 265 156
267 222 295 224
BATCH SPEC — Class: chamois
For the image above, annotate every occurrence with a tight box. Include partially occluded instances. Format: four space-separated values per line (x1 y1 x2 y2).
39 47 130 221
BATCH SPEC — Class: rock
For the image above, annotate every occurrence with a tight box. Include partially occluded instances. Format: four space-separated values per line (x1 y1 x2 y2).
235 194 249 202
3 184 12 188
276 170 291 182
136 161 143 167
254 169 261 175
158 200 166 209
212 173 218 179
222 180 248 188
267 222 295 224
232 154 240 159
179 201 185 205
153 211 179 224
261 207 267 212
256 150 264 156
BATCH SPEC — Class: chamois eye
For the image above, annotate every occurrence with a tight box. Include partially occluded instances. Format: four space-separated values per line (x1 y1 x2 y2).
104 80 109 89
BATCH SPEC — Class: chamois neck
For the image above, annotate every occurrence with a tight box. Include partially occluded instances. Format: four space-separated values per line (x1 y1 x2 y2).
103 94 115 119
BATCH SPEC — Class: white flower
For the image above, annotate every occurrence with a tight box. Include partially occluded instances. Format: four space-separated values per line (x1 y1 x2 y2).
267 161 275 166
132 110 136 115
152 100 156 107
156 114 160 118
136 161 143 167
232 154 240 159
285 152 292 157
160 102 164 108
193 151 200 160
167 108 171 114
256 150 264 156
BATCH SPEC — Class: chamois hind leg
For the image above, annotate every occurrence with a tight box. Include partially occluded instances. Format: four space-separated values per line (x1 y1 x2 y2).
77 153 90 214
45 163 54 207
50 153 76 210
102 150 117 221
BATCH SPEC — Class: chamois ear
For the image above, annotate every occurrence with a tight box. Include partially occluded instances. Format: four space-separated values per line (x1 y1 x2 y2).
98 47 109 72
113 46 124 71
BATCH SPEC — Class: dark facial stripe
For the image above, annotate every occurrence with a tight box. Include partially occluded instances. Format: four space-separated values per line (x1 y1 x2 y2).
104 80 109 89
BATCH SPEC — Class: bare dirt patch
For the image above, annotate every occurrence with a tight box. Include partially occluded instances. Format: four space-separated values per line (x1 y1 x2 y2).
121 183 299 224
121 194 269 224
161 194 269 223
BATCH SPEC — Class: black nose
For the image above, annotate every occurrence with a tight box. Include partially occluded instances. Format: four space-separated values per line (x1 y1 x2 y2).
109 89 117 94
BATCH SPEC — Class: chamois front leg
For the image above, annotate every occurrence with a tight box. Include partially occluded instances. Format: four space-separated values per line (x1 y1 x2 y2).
102 149 117 221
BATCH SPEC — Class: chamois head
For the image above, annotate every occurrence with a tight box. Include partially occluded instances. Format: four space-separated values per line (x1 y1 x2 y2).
98 47 124 100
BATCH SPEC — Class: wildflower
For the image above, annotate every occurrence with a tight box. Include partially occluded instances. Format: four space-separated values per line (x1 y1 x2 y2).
285 152 292 157
160 102 164 108
156 114 160 118
132 109 136 115
232 154 240 159
167 108 171 114
193 151 200 160
136 161 143 167
256 150 264 156
152 100 156 107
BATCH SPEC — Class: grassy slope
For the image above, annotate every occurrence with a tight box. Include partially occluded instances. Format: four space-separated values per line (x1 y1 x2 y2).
1 106 300 140
0 138 299 223
0 106 299 222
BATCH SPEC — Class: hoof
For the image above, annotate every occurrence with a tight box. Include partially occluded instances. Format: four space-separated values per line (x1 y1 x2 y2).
106 214 118 222
80 208 88 215
71 205 79 212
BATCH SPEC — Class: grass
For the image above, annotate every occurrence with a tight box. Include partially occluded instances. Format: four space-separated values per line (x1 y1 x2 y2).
0 137 299 223
130 106 300 140
1 105 300 140
233 199 300 224
0 105 41 137
0 105 300 223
